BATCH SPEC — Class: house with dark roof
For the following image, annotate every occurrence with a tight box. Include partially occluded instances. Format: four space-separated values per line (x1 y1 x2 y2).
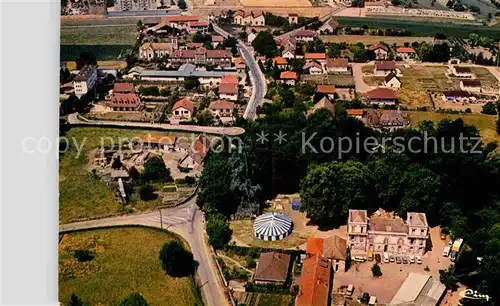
73 65 98 98
374 61 396 76
296 255 332 306
451 66 473 78
294 30 316 42
306 235 348 272
366 88 397 105
384 72 401 89
460 79 481 93
254 252 291 284
365 109 410 132
317 17 339 34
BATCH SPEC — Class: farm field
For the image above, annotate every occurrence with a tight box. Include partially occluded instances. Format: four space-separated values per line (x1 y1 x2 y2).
398 65 458 91
59 227 201 306
61 25 138 45
59 127 195 222
397 89 433 109
61 44 132 61
65 60 128 70
336 17 500 38
407 111 500 143
470 67 500 90
61 16 139 26
320 35 433 45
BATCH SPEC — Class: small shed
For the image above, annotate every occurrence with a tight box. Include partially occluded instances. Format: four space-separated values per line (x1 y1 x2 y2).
291 199 301 210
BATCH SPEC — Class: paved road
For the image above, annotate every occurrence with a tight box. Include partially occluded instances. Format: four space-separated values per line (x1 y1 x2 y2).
60 197 229 306
352 63 373 93
67 113 245 135
212 24 267 119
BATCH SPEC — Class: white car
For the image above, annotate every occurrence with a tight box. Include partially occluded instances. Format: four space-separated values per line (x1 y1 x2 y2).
416 256 422 264
383 252 389 263
409 255 415 264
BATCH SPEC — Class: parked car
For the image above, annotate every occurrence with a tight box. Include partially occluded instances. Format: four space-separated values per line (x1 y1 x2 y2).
396 256 402 264
368 250 374 262
402 256 408 264
416 256 422 264
441 233 446 240
390 255 395 262
383 252 389 263
346 284 354 297
409 255 415 264
443 246 451 257
448 239 454 246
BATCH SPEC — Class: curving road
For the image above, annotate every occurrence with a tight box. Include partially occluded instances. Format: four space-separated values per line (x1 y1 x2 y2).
60 197 229 306
67 113 245 135
212 24 267 119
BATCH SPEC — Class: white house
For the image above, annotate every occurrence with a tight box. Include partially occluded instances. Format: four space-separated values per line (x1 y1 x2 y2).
451 66 474 78
395 47 416 61
139 42 175 60
172 97 195 119
326 58 349 73
73 65 98 98
272 57 288 69
280 71 297 86
233 10 244 25
293 30 315 42
384 72 401 89
208 100 236 118
219 83 239 101
304 61 323 75
316 84 336 100
282 47 295 59
252 11 265 26
211 35 224 48
288 13 298 24
243 11 253 25
369 43 389 60
460 79 481 93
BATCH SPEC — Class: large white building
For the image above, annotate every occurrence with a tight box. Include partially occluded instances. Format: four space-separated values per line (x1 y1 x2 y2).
73 65 98 98
347 210 429 259
114 0 155 11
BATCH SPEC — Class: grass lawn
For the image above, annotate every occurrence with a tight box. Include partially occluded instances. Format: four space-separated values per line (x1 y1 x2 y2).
59 127 195 222
256 294 293 306
59 227 201 306
407 111 500 143
61 25 138 45
470 67 500 90
320 35 433 45
229 220 307 249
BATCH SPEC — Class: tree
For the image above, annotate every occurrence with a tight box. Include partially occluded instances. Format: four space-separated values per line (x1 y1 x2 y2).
74 250 94 262
184 76 200 90
159 241 195 277
371 263 383 277
75 51 97 70
136 20 144 32
143 156 171 182
60 95 78 115
60 66 71 84
196 109 214 126
481 102 497 115
300 161 375 227
496 118 500 136
252 31 278 58
139 184 157 201
120 292 149 306
67 293 87 306
206 213 232 248
177 0 187 9
111 157 122 169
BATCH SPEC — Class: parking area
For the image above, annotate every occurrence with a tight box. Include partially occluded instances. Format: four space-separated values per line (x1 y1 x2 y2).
333 226 452 304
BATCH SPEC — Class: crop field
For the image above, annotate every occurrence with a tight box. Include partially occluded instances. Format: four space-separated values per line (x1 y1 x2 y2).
59 127 195 222
59 227 201 306
60 44 132 61
320 35 433 45
61 25 138 45
398 65 458 91
408 111 500 143
336 17 500 38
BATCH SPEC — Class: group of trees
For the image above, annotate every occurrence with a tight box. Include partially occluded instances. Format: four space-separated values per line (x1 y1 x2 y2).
60 93 95 116
66 292 149 306
197 98 500 301
417 43 450 63
252 31 278 58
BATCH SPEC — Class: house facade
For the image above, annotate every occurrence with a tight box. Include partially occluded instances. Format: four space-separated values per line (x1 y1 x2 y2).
108 93 142 111
460 79 481 92
139 42 175 60
369 44 389 60
172 97 194 119
316 84 336 100
218 83 239 101
348 210 429 259
395 47 416 61
288 13 298 24
452 66 473 78
233 10 244 25
326 58 349 73
280 71 297 86
170 48 232 67
384 72 401 88
367 88 397 105
73 65 98 98
293 30 316 42
208 100 235 117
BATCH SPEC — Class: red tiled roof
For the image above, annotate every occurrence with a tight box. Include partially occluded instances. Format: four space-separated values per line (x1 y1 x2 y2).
306 237 324 256
113 82 134 93
233 57 246 65
188 135 210 164
172 50 196 59
296 255 331 306
209 100 236 110
219 83 238 94
172 97 194 113
166 15 200 22
109 93 140 108
294 30 316 37
189 21 209 27
347 109 364 116
244 11 253 18
280 71 297 80
234 10 245 17
396 47 415 53
196 47 208 54
253 11 264 17
326 58 348 68
369 43 388 52
212 35 224 42
305 53 327 60
187 42 203 49
316 85 336 94
272 57 288 65
221 74 239 84
375 61 396 70
367 88 397 100
206 49 232 58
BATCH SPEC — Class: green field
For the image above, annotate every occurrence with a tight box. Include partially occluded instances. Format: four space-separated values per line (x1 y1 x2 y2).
337 17 500 38
59 227 201 306
60 44 132 61
408 111 500 143
59 127 195 222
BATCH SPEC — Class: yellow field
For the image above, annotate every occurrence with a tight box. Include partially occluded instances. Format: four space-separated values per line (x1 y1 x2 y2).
320 35 433 45
239 0 312 6
408 111 500 144
397 89 433 109
65 60 128 70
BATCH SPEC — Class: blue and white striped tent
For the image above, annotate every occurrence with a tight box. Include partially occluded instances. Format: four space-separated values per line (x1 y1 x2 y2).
253 212 293 241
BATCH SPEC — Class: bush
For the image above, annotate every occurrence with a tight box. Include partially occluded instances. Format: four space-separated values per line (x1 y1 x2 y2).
246 256 256 268
143 156 172 182
120 292 149 306
481 102 497 115
74 250 94 262
67 293 88 306
139 184 156 201
184 175 196 185
159 241 195 277
371 263 382 277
